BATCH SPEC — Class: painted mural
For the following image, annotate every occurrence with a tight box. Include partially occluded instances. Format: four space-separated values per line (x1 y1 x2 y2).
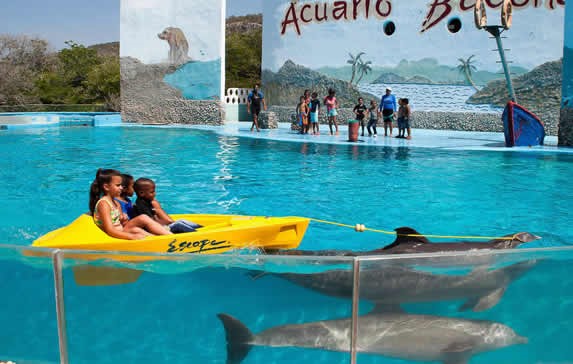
120 0 224 124
262 0 566 137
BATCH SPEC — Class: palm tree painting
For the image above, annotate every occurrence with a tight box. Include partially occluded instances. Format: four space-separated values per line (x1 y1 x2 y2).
457 55 479 91
347 52 365 84
355 59 372 84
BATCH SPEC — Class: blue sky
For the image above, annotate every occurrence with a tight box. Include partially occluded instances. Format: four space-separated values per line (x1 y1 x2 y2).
0 0 260 50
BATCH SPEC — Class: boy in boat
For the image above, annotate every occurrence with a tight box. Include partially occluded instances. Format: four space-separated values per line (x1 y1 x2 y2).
132 177 201 234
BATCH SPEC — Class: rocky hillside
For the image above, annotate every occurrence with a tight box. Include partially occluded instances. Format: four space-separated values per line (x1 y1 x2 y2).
88 42 119 58
468 59 562 133
262 60 377 108
372 73 433 85
226 14 262 34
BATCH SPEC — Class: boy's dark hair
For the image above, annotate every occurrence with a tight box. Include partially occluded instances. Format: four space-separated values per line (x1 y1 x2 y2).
311 92 318 98
402 98 409 104
134 177 155 194
120 174 134 189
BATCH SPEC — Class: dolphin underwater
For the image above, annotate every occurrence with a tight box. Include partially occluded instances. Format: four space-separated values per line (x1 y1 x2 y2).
264 227 540 256
256 260 536 312
217 312 527 364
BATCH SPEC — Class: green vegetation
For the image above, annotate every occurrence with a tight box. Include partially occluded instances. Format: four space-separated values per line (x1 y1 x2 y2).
457 55 479 91
225 14 262 88
0 36 120 111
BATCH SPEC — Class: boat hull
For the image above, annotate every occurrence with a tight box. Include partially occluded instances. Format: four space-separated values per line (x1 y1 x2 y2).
502 101 545 147
30 214 309 261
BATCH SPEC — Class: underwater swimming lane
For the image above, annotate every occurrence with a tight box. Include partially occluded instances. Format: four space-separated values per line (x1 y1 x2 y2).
29 213 309 262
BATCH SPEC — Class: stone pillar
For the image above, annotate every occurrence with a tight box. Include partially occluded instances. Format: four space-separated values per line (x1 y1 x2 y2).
258 111 279 129
558 107 573 146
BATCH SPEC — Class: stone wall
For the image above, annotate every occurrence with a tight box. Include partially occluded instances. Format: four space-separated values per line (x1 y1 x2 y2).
268 106 508 133
121 57 223 125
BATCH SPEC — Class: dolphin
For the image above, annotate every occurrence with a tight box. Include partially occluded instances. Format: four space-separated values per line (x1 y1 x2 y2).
217 312 527 364
256 260 536 312
264 227 540 257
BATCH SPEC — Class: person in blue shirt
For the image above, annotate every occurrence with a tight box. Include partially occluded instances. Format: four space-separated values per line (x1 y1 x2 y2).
378 87 397 136
247 84 267 132
115 173 135 219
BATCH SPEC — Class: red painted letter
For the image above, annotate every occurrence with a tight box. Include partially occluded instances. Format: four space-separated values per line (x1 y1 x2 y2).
421 0 452 33
281 2 301 36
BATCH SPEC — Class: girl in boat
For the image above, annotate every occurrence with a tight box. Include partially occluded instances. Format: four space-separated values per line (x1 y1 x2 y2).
89 169 171 240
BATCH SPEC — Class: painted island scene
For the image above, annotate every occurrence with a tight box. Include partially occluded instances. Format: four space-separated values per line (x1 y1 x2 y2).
262 0 565 134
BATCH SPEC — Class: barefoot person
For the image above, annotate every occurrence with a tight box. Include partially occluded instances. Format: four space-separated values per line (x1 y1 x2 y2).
247 84 267 132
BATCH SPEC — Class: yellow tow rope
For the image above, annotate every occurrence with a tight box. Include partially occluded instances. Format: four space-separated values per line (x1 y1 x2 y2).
308 217 517 240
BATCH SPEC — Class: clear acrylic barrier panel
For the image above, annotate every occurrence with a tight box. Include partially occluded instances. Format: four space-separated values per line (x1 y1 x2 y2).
59 250 355 363
0 245 59 364
355 247 573 364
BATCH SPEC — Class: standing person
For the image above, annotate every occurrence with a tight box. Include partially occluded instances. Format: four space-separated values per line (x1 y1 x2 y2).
397 98 412 139
353 97 368 137
89 169 171 240
398 99 412 139
309 92 321 135
247 84 267 132
367 99 378 137
378 86 397 137
324 88 339 135
296 96 309 134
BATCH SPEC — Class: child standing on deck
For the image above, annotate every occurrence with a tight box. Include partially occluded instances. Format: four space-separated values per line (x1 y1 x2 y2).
397 98 412 139
324 88 339 135
353 97 368 137
367 100 378 137
309 92 321 135
296 96 309 134
89 169 171 240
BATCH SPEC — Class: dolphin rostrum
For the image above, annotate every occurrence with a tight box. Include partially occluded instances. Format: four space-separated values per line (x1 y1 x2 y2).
257 260 536 312
264 227 540 257
218 312 527 364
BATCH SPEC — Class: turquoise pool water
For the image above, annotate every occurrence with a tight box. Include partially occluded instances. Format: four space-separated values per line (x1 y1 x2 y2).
0 125 572 363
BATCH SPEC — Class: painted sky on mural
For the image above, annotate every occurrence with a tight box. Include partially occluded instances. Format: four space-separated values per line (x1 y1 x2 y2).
120 0 223 64
263 0 565 72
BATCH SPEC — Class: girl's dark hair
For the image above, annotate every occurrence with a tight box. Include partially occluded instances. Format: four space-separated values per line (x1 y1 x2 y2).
328 88 335 96
89 168 121 214
120 174 134 197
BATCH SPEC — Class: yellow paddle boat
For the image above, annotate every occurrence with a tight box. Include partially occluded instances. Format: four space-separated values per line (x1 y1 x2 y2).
32 213 309 260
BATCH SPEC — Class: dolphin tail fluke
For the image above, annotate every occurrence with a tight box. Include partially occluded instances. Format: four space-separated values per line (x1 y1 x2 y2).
459 287 506 312
461 260 537 312
217 313 255 364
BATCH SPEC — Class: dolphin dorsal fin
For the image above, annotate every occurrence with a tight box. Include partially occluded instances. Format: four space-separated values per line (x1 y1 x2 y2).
382 227 430 250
